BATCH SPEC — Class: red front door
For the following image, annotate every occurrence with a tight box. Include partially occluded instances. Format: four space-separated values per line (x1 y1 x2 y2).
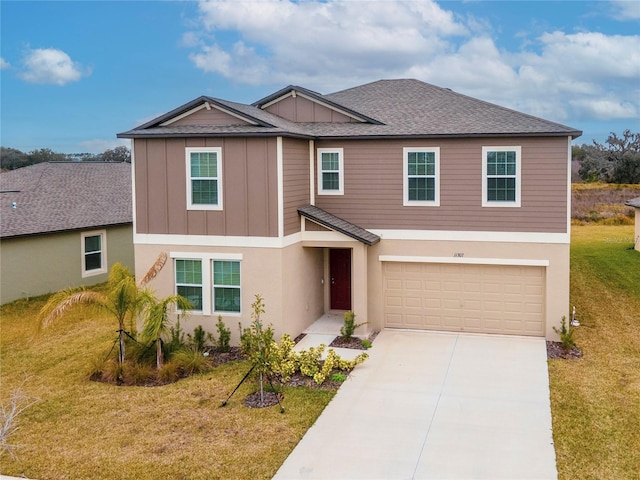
330 249 352 310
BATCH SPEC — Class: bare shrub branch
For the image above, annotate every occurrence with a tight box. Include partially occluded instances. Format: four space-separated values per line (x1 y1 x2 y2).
1 377 40 459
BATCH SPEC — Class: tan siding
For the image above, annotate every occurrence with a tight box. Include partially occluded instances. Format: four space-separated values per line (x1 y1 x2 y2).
304 219 331 231
283 138 311 236
314 137 569 233
134 137 278 236
265 96 353 123
170 107 251 126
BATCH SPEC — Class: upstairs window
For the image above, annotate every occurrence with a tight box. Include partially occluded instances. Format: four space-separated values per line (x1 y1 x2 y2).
317 148 344 195
482 146 521 207
81 230 107 277
186 147 222 210
175 259 203 311
403 147 440 206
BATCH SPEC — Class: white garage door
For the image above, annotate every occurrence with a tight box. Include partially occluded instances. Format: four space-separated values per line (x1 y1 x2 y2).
383 262 545 336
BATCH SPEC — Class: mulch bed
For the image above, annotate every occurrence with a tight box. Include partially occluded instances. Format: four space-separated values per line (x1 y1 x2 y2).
204 346 244 366
546 341 583 359
329 330 379 350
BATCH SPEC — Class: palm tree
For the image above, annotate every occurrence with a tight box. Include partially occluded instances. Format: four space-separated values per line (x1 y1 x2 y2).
38 254 168 365
140 294 192 369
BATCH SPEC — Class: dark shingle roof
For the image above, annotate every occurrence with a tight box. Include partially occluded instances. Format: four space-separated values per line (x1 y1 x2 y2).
0 162 132 238
118 79 582 140
626 197 640 208
298 204 380 246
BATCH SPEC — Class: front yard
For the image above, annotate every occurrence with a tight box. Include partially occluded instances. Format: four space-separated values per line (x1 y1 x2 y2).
1 224 639 479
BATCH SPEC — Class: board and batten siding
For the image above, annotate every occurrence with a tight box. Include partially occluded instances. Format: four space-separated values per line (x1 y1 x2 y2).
314 136 569 233
169 107 252 126
134 137 279 237
282 138 312 236
264 95 355 123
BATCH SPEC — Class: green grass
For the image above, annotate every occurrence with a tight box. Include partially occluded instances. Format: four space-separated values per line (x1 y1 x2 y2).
549 225 640 480
0 297 334 480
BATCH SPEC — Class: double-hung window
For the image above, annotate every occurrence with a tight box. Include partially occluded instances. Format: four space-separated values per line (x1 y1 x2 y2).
213 261 241 313
317 148 344 195
403 147 440 206
81 230 107 277
175 259 203 311
186 147 222 210
482 146 521 207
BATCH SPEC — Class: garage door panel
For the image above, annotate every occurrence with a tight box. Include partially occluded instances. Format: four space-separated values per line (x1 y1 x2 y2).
383 262 545 336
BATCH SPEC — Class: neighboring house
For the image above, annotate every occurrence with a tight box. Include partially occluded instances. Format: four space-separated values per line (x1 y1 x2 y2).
118 79 581 341
626 197 640 251
0 162 134 304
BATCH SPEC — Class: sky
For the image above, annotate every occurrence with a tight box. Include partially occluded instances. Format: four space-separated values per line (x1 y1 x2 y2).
1 0 639 154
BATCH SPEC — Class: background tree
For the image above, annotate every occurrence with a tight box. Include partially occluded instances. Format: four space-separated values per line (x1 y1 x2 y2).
577 130 640 184
100 146 131 163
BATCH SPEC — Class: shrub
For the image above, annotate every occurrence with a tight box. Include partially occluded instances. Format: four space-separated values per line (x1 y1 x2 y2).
553 316 577 354
157 360 181 383
216 316 231 353
171 349 212 376
123 362 154 386
331 372 347 383
340 310 366 340
166 320 186 354
187 325 214 353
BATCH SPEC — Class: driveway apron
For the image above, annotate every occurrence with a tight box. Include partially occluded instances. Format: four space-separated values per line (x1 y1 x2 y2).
273 329 557 480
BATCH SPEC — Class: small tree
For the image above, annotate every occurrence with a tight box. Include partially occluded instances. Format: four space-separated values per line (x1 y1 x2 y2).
340 310 366 341
553 316 576 354
239 294 276 404
140 294 192 369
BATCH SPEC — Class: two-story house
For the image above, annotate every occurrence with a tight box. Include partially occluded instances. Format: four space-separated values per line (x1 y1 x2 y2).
118 79 581 341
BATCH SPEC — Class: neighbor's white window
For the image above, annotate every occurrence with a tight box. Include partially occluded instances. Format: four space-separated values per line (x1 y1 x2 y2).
317 148 344 195
403 147 440 206
482 146 521 207
81 230 107 277
186 147 223 210
175 259 203 312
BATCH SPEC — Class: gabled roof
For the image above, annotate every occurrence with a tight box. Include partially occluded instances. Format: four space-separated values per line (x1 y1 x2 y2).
118 79 582 140
0 162 132 239
626 197 640 208
252 85 385 125
298 204 380 246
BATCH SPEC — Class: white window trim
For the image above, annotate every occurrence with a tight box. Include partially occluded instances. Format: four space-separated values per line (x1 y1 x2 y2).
186 146 223 211
482 146 521 208
403 147 440 206
170 252 243 316
317 148 344 195
81 229 107 278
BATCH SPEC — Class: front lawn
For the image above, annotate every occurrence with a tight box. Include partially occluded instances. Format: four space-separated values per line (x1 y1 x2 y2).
0 297 334 480
549 225 640 480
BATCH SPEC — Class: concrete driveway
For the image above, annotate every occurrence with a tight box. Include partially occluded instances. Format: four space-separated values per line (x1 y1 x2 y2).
274 329 557 480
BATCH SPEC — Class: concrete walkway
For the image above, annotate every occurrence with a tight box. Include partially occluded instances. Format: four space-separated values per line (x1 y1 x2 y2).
274 329 557 480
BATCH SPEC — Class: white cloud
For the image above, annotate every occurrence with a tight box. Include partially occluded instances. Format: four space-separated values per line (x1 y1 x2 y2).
20 48 90 85
0 57 10 69
609 0 640 20
186 0 640 123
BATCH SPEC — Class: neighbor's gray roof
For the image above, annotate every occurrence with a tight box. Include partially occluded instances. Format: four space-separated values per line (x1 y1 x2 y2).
118 79 582 140
0 162 132 238
298 204 380 246
626 197 640 208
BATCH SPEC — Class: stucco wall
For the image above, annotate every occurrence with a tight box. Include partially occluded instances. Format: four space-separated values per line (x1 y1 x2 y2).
0 224 134 305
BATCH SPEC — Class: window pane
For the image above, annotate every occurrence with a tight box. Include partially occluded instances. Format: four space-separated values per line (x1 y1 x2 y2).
190 152 217 177
176 259 202 284
407 151 435 176
84 235 101 253
487 151 516 176
321 152 339 171
487 178 516 201
213 261 240 286
177 286 203 311
214 287 241 313
322 172 339 190
191 179 218 205
408 177 435 201
85 252 102 271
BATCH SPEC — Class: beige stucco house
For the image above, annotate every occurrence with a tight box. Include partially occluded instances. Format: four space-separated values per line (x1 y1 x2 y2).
118 79 582 341
626 197 640 251
0 162 134 304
